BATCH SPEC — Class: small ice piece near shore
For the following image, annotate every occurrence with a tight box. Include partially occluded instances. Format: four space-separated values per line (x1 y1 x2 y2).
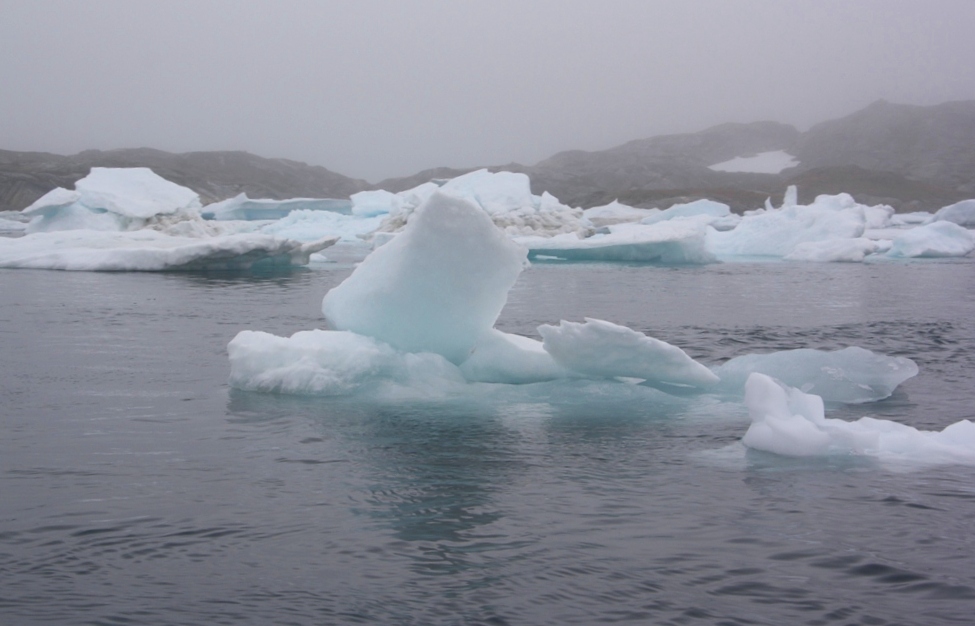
712 346 918 404
886 221 975 258
538 318 719 389
742 373 975 464
322 190 528 364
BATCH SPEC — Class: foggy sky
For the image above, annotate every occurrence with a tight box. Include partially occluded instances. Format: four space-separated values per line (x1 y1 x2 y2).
2 0 975 182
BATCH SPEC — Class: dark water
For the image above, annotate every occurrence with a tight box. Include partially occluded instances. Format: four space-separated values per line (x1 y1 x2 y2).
2 254 975 625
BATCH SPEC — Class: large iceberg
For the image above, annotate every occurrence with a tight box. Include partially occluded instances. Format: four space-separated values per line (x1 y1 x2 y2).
742 373 975 464
376 170 592 237
4 167 338 271
24 167 202 233
230 191 910 402
322 191 528 364
707 193 867 258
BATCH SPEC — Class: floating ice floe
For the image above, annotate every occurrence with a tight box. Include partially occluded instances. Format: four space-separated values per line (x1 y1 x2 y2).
930 199 975 227
203 193 351 221
742 373 975 465
707 150 799 174
3 167 338 270
711 346 918 404
886 221 975 258
0 229 336 271
516 217 717 264
229 190 911 402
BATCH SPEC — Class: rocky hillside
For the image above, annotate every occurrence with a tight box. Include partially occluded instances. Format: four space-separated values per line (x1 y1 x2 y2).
3 100 975 214
0 148 369 212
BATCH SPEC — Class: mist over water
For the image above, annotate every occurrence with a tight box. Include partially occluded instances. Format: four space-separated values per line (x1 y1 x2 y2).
2 256 974 624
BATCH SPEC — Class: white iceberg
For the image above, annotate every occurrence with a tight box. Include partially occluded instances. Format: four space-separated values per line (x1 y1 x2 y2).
707 193 867 258
377 170 592 237
707 150 799 174
931 199 975 227
711 346 918 404
322 190 528 364
886 221 975 258
0 229 337 271
24 167 202 233
230 190 914 405
516 218 717 264
742 373 975 465
203 193 351 221
5 167 337 270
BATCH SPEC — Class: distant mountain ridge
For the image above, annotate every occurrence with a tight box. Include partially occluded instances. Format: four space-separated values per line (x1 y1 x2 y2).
3 99 975 213
0 148 369 213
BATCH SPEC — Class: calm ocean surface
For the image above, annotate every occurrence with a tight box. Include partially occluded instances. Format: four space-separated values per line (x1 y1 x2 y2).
2 250 974 625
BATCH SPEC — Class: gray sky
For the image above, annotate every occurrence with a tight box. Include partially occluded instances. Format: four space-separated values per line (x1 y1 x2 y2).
2 0 975 182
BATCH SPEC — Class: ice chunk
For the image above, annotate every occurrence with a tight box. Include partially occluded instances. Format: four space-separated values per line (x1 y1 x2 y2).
931 199 975 227
538 318 719 389
742 373 975 465
322 191 528 364
641 199 730 226
712 346 918 403
517 218 717 264
204 193 351 221
707 193 866 258
784 237 881 262
258 209 384 242
350 190 401 217
228 329 464 396
584 201 660 226
25 167 200 222
707 150 799 174
376 170 591 237
0 230 337 271
886 221 975 258
889 211 933 226
459 329 570 384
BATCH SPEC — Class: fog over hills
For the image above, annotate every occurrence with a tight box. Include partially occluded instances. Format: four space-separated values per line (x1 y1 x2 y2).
3 99 975 214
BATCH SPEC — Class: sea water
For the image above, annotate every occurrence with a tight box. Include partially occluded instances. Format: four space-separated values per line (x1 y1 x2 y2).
1 253 974 625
